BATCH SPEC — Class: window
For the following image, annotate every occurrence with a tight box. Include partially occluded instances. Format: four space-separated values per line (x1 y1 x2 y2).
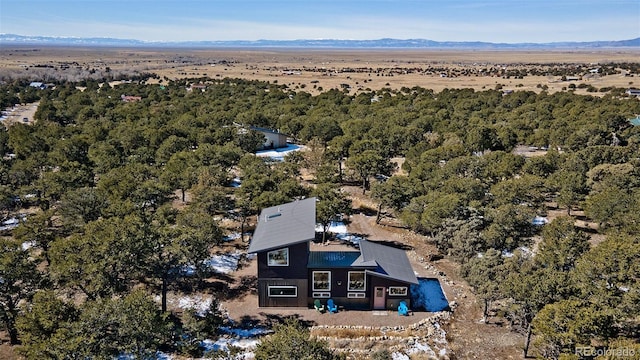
347 292 366 298
267 248 289 266
348 271 366 291
388 286 408 296
268 286 297 297
313 271 331 291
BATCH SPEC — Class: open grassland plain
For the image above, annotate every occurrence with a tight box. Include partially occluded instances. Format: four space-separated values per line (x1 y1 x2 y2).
1 46 640 96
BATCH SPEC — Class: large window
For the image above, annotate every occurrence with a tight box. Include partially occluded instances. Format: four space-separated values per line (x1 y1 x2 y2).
268 286 297 297
267 248 289 266
389 286 408 296
313 271 331 291
348 271 366 291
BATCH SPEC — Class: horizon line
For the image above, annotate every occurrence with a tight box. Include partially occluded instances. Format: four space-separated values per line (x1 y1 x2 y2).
2 33 639 46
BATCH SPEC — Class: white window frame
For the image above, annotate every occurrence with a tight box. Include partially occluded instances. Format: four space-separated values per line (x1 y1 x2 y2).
268 286 297 297
347 292 366 298
267 248 289 266
348 271 366 292
388 286 408 296
312 271 331 291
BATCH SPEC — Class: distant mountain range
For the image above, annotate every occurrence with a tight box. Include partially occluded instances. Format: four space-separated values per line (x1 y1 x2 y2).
1 34 639 49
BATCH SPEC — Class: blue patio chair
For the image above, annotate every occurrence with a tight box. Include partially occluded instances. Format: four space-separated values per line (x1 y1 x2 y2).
398 300 409 316
314 299 325 313
327 299 338 313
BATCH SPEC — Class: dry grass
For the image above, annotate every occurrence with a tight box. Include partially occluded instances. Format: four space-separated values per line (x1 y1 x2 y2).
312 327 383 338
312 326 419 339
2 46 639 96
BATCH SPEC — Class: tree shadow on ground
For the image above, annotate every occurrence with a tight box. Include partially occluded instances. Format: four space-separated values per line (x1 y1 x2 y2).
226 275 257 300
174 273 256 301
369 239 414 251
353 206 377 217
376 217 411 230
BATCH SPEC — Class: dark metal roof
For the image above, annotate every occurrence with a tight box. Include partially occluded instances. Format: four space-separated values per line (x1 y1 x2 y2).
247 197 316 253
309 241 419 284
308 251 363 268
356 240 419 284
249 125 291 137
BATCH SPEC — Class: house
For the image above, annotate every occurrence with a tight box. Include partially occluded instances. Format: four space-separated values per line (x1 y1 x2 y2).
625 89 640 97
248 198 419 310
249 126 289 150
187 83 207 92
121 95 142 102
29 82 47 89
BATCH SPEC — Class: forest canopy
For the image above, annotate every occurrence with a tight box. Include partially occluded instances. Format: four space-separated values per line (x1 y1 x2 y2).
1 76 639 358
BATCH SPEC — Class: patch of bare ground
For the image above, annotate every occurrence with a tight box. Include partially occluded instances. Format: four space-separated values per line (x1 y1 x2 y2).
1 101 39 126
0 329 19 359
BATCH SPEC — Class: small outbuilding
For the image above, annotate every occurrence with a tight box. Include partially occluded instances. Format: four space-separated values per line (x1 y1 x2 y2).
249 126 289 150
626 89 640 97
29 82 47 89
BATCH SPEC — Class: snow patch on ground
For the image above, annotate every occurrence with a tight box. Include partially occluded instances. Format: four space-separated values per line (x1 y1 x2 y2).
255 143 304 162
392 353 410 360
202 338 259 355
219 326 271 338
174 294 213 316
315 221 364 246
181 251 244 276
335 232 364 246
501 246 533 258
202 326 270 356
406 340 437 358
117 351 173 360
223 232 242 242
199 325 270 357
0 214 26 231
204 251 244 274
432 322 448 345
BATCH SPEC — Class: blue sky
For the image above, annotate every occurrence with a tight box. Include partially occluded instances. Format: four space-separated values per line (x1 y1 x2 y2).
1 0 638 43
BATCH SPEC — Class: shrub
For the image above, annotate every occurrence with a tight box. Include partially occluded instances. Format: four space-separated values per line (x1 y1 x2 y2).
254 318 345 360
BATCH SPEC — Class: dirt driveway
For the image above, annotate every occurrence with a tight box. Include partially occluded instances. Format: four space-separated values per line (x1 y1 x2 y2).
1 101 39 126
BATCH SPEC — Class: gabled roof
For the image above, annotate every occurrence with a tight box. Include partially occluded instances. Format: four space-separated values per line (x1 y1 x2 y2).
307 240 419 285
355 240 419 284
248 197 316 253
